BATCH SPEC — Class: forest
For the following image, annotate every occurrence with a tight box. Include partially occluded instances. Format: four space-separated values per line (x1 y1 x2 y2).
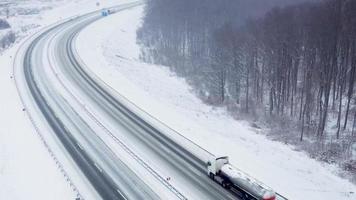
137 0 356 180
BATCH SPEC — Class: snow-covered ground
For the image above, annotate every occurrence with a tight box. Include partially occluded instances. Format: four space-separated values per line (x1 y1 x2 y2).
0 0 137 51
76 5 356 200
0 48 75 199
0 0 136 199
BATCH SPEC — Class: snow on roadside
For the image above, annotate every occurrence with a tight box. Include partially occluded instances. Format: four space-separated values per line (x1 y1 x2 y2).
1 0 135 52
0 0 135 199
76 5 356 200
0 24 75 200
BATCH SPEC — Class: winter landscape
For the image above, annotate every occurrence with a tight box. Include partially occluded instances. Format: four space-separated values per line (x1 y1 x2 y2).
0 0 355 200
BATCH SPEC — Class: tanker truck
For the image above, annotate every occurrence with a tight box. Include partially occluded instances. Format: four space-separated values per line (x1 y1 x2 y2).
207 156 278 200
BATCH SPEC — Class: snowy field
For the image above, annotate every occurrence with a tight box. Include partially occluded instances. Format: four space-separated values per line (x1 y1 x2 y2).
0 0 135 199
76 5 356 200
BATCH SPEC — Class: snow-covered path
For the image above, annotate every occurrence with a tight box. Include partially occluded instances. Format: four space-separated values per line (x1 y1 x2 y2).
0 45 75 200
76 5 356 200
0 1 137 199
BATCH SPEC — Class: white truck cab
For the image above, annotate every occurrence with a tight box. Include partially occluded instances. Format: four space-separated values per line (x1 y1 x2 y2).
207 156 229 177
207 156 230 188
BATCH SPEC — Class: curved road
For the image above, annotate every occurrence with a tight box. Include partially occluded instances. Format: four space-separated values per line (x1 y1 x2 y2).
19 2 240 200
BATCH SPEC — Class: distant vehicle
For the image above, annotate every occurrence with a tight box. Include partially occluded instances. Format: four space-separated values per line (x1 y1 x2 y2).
101 9 109 17
207 156 277 200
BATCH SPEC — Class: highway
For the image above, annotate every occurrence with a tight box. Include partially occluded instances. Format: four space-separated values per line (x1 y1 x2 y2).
18 2 240 200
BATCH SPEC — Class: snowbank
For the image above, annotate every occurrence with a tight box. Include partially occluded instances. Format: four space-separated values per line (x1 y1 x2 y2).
76 5 356 200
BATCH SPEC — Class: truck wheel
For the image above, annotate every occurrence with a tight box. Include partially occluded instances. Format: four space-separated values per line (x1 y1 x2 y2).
242 193 249 200
222 181 227 188
222 181 231 189
209 173 215 180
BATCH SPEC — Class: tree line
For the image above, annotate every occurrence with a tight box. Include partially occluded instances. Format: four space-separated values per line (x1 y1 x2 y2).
227 0 356 141
138 0 356 140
